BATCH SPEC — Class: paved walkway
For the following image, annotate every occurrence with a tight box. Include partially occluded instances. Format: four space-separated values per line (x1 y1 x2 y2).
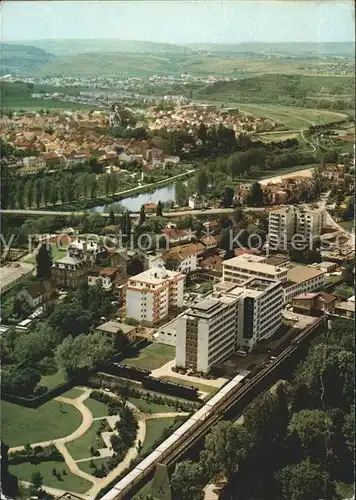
9 390 94 453
151 359 228 388
19 481 92 500
9 386 188 498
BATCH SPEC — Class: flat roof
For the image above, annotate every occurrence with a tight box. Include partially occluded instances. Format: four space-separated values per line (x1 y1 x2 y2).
129 267 182 285
97 321 136 335
0 262 34 293
224 256 288 275
193 298 220 311
336 301 355 312
287 266 325 284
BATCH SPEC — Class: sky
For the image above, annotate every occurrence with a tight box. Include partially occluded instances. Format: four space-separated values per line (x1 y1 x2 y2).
1 1 354 44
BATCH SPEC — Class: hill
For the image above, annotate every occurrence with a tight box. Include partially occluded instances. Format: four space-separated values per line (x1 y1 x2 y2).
0 43 56 75
12 39 193 56
196 74 355 109
186 42 355 59
29 52 186 77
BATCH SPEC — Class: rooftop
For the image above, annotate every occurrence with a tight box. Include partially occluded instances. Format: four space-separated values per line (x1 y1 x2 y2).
0 262 34 294
97 321 136 335
287 266 325 284
223 255 288 276
128 266 183 285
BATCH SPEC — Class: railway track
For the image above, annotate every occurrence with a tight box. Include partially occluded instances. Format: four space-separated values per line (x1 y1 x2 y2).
101 317 324 500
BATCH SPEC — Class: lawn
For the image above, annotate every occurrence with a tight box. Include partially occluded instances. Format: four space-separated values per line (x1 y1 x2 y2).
25 244 67 264
160 376 217 395
84 397 110 418
122 343 175 371
66 421 107 460
339 220 354 231
9 460 92 494
40 370 67 390
128 397 177 414
335 482 354 499
133 479 153 499
61 387 85 399
141 417 177 455
78 457 112 476
1 400 83 447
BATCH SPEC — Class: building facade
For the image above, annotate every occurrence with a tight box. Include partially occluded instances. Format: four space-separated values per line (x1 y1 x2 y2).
125 266 185 326
223 254 289 284
52 256 90 289
268 207 325 251
176 295 239 373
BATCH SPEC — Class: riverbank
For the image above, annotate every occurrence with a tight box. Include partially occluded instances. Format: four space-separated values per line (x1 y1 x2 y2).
36 169 195 213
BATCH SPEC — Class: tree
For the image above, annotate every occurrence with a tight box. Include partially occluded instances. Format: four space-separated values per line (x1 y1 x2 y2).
175 180 187 206
117 380 133 409
13 328 53 366
342 405 355 454
108 208 116 226
293 343 354 410
276 460 332 500
196 169 209 195
246 182 264 207
48 299 92 338
31 471 43 491
139 205 146 225
288 409 333 459
171 460 205 500
55 332 114 379
1 364 40 396
36 243 53 280
165 257 180 271
200 421 246 479
334 284 353 301
156 200 164 217
221 187 234 208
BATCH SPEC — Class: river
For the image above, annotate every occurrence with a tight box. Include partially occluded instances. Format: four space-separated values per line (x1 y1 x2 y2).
93 183 177 212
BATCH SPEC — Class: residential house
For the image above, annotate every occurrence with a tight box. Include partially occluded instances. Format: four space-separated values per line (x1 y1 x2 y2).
292 292 336 316
88 267 118 290
52 256 91 290
18 280 55 309
334 301 355 319
96 320 137 342
161 227 196 245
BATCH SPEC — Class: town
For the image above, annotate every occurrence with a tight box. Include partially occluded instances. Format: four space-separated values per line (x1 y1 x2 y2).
0 3 355 500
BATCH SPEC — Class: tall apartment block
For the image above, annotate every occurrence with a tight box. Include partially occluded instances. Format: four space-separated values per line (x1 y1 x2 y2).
125 267 185 326
176 295 239 373
175 277 283 373
268 206 325 251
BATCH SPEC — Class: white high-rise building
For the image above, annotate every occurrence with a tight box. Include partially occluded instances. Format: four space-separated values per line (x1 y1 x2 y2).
176 295 239 373
125 267 185 326
225 278 283 352
175 277 283 372
268 207 325 251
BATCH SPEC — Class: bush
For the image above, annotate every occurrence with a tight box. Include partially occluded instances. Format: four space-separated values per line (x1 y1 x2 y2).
9 445 63 465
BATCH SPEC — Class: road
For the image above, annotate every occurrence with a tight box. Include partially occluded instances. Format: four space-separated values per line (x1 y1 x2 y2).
300 128 317 153
0 206 280 219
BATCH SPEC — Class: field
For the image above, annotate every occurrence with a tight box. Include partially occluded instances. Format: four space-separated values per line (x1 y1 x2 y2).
9 460 92 493
226 102 347 129
61 387 85 399
140 417 177 455
1 400 82 447
159 376 218 395
122 344 175 371
1 82 93 110
66 421 106 460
